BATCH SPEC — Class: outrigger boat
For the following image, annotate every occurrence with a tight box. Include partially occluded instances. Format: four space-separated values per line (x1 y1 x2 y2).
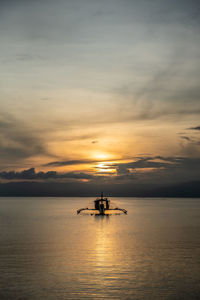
77 192 127 215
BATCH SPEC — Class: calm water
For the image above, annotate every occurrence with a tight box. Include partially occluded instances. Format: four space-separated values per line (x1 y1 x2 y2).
0 197 200 300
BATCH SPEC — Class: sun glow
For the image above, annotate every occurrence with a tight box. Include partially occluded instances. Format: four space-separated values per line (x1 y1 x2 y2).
92 152 112 161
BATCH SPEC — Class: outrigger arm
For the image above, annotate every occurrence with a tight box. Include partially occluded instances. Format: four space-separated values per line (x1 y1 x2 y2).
77 207 127 215
110 208 127 214
77 208 88 214
77 208 96 214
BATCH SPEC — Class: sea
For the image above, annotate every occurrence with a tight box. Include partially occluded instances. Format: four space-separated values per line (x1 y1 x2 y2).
0 197 200 300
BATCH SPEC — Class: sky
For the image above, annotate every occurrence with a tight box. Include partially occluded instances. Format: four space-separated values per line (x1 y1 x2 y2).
0 0 200 196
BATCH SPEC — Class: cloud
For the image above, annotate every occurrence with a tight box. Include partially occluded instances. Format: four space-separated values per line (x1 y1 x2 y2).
43 157 119 167
0 168 95 181
188 126 200 131
115 157 174 174
180 136 191 141
16 53 44 61
43 156 200 185
0 113 50 164
1 156 200 188
0 0 200 183
44 159 95 167
109 156 200 184
1 0 200 132
112 24 200 123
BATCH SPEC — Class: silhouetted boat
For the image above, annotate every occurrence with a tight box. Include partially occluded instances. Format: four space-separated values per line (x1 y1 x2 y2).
77 192 127 215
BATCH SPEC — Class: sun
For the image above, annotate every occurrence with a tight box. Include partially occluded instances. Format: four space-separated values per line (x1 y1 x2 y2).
92 152 111 161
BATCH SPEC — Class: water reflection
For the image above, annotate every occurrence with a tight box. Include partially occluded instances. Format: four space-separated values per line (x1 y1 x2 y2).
92 214 119 297
94 214 110 221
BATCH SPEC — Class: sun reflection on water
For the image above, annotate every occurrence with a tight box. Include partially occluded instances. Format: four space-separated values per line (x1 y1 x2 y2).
93 216 116 268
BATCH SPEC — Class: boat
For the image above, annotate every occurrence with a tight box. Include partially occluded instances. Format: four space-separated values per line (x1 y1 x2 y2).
77 192 127 215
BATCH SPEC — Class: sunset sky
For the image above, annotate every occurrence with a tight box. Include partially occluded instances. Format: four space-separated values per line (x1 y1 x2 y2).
0 0 200 195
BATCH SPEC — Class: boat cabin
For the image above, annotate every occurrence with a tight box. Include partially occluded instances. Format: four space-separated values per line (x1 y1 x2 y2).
94 198 110 210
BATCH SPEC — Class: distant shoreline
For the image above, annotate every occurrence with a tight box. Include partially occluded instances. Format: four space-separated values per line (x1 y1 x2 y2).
0 181 200 197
